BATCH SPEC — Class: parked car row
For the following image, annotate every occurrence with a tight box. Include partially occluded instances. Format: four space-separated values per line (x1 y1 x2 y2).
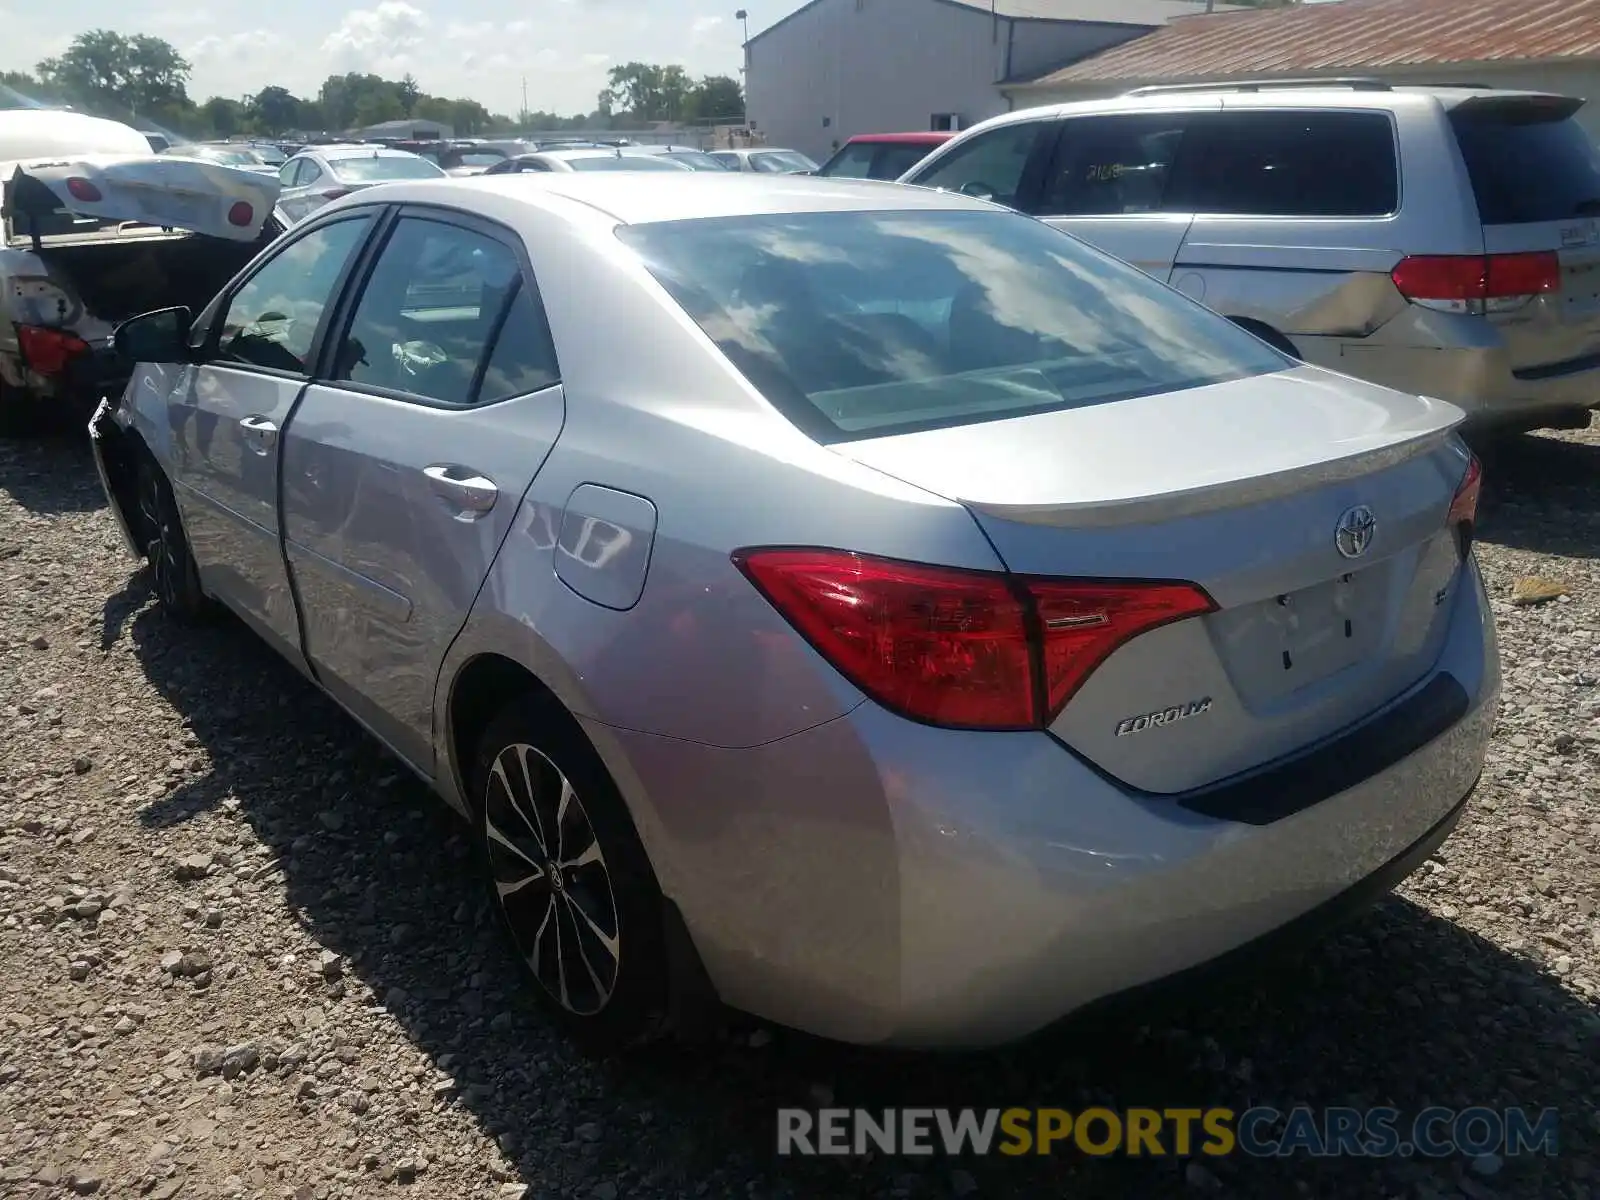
16 80 1600 1062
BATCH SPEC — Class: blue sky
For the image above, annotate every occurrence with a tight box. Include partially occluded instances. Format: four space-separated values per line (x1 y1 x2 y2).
0 0 754 117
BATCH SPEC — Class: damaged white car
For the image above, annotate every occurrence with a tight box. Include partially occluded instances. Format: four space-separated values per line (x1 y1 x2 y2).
0 110 282 434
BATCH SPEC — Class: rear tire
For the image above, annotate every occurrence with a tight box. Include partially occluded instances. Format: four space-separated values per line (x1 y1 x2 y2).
470 703 670 1056
136 457 210 622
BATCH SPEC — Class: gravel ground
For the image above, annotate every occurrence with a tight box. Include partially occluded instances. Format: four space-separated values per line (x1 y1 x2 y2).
0 425 1596 1200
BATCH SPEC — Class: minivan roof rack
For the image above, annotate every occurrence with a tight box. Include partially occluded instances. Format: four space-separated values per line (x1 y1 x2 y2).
1125 77 1393 96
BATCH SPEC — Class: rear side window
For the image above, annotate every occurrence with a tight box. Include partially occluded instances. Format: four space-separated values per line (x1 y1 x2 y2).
333 217 558 405
1166 111 1399 217
617 209 1287 442
1451 104 1600 224
910 122 1050 208
1035 114 1187 216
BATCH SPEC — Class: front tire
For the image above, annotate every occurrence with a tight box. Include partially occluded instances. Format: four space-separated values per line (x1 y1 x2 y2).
136 458 209 622
470 704 670 1055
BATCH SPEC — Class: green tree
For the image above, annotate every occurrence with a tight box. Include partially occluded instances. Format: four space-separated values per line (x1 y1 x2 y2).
685 74 743 124
248 85 300 134
37 30 191 119
398 72 421 117
202 95 243 137
599 62 692 122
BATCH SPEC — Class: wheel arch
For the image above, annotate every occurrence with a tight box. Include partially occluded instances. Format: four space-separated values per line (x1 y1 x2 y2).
1225 315 1301 360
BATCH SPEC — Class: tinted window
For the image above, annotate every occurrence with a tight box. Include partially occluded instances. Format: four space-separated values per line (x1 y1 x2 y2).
749 151 811 173
216 217 371 373
1036 115 1186 215
1451 104 1600 224
459 152 506 167
300 161 324 186
617 210 1287 442
480 285 561 400
815 143 876 178
909 122 1048 207
333 217 555 405
330 154 445 182
567 154 689 172
1166 111 1398 217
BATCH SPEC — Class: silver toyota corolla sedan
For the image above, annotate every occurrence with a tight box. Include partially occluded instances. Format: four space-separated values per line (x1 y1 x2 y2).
90 173 1498 1054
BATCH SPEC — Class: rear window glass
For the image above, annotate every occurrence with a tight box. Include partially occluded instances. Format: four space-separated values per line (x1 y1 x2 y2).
331 154 445 181
1451 105 1600 224
617 209 1288 442
567 155 688 172
816 143 935 180
1165 111 1398 217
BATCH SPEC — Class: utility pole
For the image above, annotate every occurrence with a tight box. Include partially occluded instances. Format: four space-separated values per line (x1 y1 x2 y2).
521 76 529 126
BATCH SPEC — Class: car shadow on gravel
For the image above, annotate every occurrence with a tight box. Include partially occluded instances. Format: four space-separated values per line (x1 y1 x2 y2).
113 598 1598 1200
1473 430 1600 559
0 432 110 516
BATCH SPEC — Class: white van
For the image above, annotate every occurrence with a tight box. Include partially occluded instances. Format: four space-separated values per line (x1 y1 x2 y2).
0 110 282 433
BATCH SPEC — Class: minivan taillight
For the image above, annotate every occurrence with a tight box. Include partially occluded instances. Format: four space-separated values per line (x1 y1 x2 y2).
733 548 1216 730
1448 454 1483 559
17 325 90 376
1391 252 1560 314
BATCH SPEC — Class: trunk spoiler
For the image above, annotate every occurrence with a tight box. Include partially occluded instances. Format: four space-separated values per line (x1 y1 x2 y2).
3 153 282 247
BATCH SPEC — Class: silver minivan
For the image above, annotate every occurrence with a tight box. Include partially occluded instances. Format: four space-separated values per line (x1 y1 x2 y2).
902 81 1600 432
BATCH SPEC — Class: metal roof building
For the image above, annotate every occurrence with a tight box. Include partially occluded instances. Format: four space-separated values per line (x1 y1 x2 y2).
1008 0 1600 136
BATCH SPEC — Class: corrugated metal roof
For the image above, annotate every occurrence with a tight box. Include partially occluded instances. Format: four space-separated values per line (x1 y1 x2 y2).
1017 0 1600 87
942 0 1233 25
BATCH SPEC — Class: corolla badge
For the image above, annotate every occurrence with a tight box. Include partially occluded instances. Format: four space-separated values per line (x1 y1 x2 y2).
1115 697 1212 737
1334 504 1377 560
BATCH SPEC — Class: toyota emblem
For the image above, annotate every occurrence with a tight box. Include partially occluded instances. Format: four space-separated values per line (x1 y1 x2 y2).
1334 505 1377 560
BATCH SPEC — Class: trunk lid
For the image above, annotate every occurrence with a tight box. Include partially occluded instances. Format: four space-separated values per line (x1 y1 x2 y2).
832 366 1472 793
5 154 280 243
1450 95 1600 375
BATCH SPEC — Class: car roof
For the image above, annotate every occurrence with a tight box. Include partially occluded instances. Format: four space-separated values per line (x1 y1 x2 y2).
321 144 424 160
845 132 953 145
347 172 999 226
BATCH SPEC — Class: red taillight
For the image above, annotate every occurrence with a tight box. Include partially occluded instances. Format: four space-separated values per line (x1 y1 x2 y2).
16 325 91 375
1448 454 1483 558
64 176 102 202
227 200 253 227
733 548 1216 730
1391 253 1560 313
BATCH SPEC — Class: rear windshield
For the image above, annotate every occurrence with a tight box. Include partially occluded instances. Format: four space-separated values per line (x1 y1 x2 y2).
665 150 730 170
568 154 689 172
750 150 818 173
330 155 445 181
816 142 935 180
617 209 1289 442
1451 104 1600 224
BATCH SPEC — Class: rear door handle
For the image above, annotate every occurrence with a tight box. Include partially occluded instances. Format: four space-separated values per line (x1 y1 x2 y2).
423 464 498 519
239 415 277 454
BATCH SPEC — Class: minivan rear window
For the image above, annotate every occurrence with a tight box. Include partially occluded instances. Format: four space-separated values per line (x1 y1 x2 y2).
618 209 1289 442
1451 102 1600 225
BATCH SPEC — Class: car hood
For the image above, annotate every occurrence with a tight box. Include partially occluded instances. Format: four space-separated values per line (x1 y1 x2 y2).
4 153 281 241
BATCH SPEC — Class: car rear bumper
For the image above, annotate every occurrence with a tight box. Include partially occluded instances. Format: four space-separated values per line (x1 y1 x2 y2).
1306 328 1600 427
590 558 1499 1047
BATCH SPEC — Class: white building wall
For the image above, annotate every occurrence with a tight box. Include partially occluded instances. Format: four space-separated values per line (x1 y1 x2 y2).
747 0 1010 163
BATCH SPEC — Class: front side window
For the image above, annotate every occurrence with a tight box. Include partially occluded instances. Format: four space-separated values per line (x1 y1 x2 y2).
333 217 558 405
1035 115 1188 216
1166 110 1399 217
215 216 372 373
618 209 1288 442
909 123 1048 206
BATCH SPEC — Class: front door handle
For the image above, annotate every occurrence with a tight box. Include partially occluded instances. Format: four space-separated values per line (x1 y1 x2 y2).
423 464 498 519
239 415 277 454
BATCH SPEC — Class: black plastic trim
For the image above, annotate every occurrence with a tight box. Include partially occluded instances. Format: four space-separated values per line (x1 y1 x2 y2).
1173 672 1469 825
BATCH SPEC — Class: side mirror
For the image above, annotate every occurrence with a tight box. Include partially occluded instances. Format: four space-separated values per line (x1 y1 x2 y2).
113 307 193 364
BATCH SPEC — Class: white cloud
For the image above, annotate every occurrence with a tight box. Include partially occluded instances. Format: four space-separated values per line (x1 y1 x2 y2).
322 2 430 73
187 29 285 63
446 20 494 40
